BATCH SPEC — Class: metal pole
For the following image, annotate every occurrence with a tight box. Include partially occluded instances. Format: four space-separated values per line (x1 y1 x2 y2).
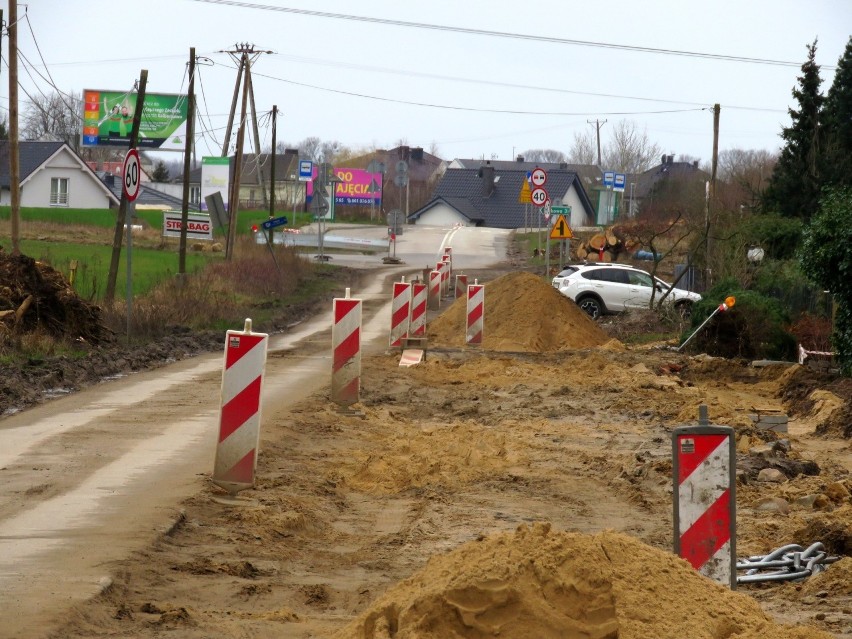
677 306 722 352
126 201 134 342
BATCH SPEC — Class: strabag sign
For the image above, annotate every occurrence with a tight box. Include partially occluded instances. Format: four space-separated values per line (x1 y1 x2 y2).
162 212 213 241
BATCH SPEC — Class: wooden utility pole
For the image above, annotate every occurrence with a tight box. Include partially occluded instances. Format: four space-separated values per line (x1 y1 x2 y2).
587 118 607 168
705 103 721 279
221 58 244 157
105 71 148 303
245 63 268 209
269 105 277 219
179 47 196 274
8 3 21 255
226 53 250 260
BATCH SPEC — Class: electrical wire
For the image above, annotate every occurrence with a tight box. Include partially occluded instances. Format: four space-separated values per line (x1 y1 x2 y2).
189 0 835 70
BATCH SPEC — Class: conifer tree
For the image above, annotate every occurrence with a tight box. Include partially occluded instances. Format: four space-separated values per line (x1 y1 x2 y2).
762 41 824 220
822 36 852 189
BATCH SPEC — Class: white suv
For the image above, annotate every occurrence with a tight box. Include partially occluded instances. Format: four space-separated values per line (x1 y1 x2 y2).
551 263 702 319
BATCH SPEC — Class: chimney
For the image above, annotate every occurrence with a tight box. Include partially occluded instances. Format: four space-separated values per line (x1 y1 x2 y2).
667 155 674 165
693 160 699 168
559 162 568 169
399 145 410 161
478 162 496 197
411 147 424 161
516 155 524 163
105 174 115 187
661 154 667 165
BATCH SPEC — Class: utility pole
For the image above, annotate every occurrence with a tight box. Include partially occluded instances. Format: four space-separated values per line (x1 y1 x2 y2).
587 118 607 167
705 103 720 283
105 71 148 303
8 3 21 255
268 105 277 245
226 53 251 260
179 47 196 275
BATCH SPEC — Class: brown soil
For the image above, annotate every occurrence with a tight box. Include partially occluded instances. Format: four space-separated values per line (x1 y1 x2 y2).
4 267 852 638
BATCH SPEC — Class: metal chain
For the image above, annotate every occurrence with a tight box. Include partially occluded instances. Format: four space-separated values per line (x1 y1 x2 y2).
737 542 842 584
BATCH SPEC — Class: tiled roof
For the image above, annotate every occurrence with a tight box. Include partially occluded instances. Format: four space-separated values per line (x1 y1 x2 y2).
0 140 65 187
98 172 197 210
410 167 595 229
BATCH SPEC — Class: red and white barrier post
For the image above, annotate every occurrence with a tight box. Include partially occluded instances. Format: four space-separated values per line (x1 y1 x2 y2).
428 269 442 310
390 277 412 347
441 255 452 296
213 318 269 496
332 288 362 406
466 280 484 345
673 406 736 589
410 281 427 336
455 273 468 299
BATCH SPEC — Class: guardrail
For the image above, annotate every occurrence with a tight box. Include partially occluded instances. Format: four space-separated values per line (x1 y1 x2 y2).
255 232 389 251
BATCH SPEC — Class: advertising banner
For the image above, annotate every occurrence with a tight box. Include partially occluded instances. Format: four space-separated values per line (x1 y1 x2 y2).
201 156 230 212
332 168 383 206
81 89 189 150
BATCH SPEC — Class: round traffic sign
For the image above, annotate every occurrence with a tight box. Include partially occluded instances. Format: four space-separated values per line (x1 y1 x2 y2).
531 167 547 187
530 187 548 207
123 149 141 202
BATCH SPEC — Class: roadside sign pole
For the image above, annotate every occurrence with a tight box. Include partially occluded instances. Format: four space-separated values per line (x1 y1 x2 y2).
545 214 550 276
126 201 133 342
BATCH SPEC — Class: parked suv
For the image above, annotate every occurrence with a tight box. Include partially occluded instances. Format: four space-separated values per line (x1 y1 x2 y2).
551 263 702 319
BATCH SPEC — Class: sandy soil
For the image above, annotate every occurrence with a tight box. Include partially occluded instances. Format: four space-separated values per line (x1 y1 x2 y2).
18 271 852 638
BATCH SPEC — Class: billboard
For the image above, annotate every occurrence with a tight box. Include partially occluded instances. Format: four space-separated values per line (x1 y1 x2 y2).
81 89 189 150
201 157 230 212
332 168 383 206
162 212 213 241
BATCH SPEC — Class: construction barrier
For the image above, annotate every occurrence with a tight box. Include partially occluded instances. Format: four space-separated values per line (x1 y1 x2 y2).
390 278 412 348
466 282 484 345
332 289 362 406
441 255 452 296
673 415 737 589
428 270 441 311
455 274 468 299
410 281 427 336
213 319 269 496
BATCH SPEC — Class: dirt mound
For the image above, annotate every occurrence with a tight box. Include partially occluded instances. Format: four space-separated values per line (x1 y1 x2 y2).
428 271 615 352
332 523 832 639
0 248 111 344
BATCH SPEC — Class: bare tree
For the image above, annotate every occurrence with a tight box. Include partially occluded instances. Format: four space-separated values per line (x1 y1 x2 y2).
567 130 597 165
521 148 566 163
21 90 82 152
428 141 440 157
601 120 661 174
717 148 777 212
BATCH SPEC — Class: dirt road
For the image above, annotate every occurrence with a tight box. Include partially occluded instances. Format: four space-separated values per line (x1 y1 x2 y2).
4 270 851 639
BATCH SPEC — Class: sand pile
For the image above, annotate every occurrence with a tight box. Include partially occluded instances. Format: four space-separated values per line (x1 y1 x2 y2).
333 523 833 639
428 271 615 352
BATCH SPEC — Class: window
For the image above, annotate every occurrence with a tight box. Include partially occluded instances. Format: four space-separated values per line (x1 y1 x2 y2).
584 268 629 284
628 271 654 287
190 186 201 205
50 177 69 206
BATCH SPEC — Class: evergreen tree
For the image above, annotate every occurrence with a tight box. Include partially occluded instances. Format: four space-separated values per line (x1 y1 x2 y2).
152 160 170 182
822 36 852 189
762 41 824 220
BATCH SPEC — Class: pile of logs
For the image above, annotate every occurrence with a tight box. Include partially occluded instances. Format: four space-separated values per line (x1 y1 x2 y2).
574 226 641 262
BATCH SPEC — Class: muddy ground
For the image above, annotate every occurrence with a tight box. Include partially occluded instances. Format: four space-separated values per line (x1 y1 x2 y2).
1 261 850 638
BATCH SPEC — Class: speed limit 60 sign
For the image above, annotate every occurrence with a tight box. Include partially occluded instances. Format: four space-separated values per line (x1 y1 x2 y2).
123 149 141 202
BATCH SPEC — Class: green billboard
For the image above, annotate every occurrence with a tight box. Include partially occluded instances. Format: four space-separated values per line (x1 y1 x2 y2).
82 89 189 150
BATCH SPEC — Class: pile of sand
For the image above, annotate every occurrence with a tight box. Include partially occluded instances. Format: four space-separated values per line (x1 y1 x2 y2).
333 523 833 639
428 271 616 352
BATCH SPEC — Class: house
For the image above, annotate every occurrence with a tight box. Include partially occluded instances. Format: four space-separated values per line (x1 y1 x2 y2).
409 161 596 230
170 150 301 210
0 141 119 208
97 172 197 211
343 146 446 216
632 155 709 216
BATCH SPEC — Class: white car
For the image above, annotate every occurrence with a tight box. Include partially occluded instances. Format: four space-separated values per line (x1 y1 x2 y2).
552 263 702 319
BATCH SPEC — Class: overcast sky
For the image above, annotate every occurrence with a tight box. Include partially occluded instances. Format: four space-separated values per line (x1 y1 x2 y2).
9 0 851 166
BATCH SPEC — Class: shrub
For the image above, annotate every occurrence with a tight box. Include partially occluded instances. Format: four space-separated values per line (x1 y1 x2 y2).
684 278 796 360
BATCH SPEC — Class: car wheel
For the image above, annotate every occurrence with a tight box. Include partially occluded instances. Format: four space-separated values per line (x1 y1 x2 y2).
577 296 604 319
675 301 693 318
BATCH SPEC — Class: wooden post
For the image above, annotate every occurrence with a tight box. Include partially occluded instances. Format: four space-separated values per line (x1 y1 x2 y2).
226 53 250 261
8 4 20 255
179 47 196 274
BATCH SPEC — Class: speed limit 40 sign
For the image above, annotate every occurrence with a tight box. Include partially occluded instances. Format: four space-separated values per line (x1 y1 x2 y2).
530 187 548 207
123 149 141 202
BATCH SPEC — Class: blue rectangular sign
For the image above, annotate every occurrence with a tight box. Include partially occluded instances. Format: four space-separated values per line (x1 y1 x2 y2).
298 160 313 182
614 173 626 192
261 216 288 230
603 171 615 187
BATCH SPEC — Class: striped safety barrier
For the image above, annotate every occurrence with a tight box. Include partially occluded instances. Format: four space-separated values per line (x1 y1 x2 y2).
441 255 452 296
213 318 269 496
428 270 441 310
410 281 427 336
455 273 468 299
390 279 412 347
332 289 362 406
466 282 484 345
673 421 737 588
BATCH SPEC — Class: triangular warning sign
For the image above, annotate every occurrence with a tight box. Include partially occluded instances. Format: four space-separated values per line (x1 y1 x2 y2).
518 179 531 204
549 214 574 239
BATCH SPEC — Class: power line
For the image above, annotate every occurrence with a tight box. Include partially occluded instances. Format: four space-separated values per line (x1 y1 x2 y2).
189 0 835 70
